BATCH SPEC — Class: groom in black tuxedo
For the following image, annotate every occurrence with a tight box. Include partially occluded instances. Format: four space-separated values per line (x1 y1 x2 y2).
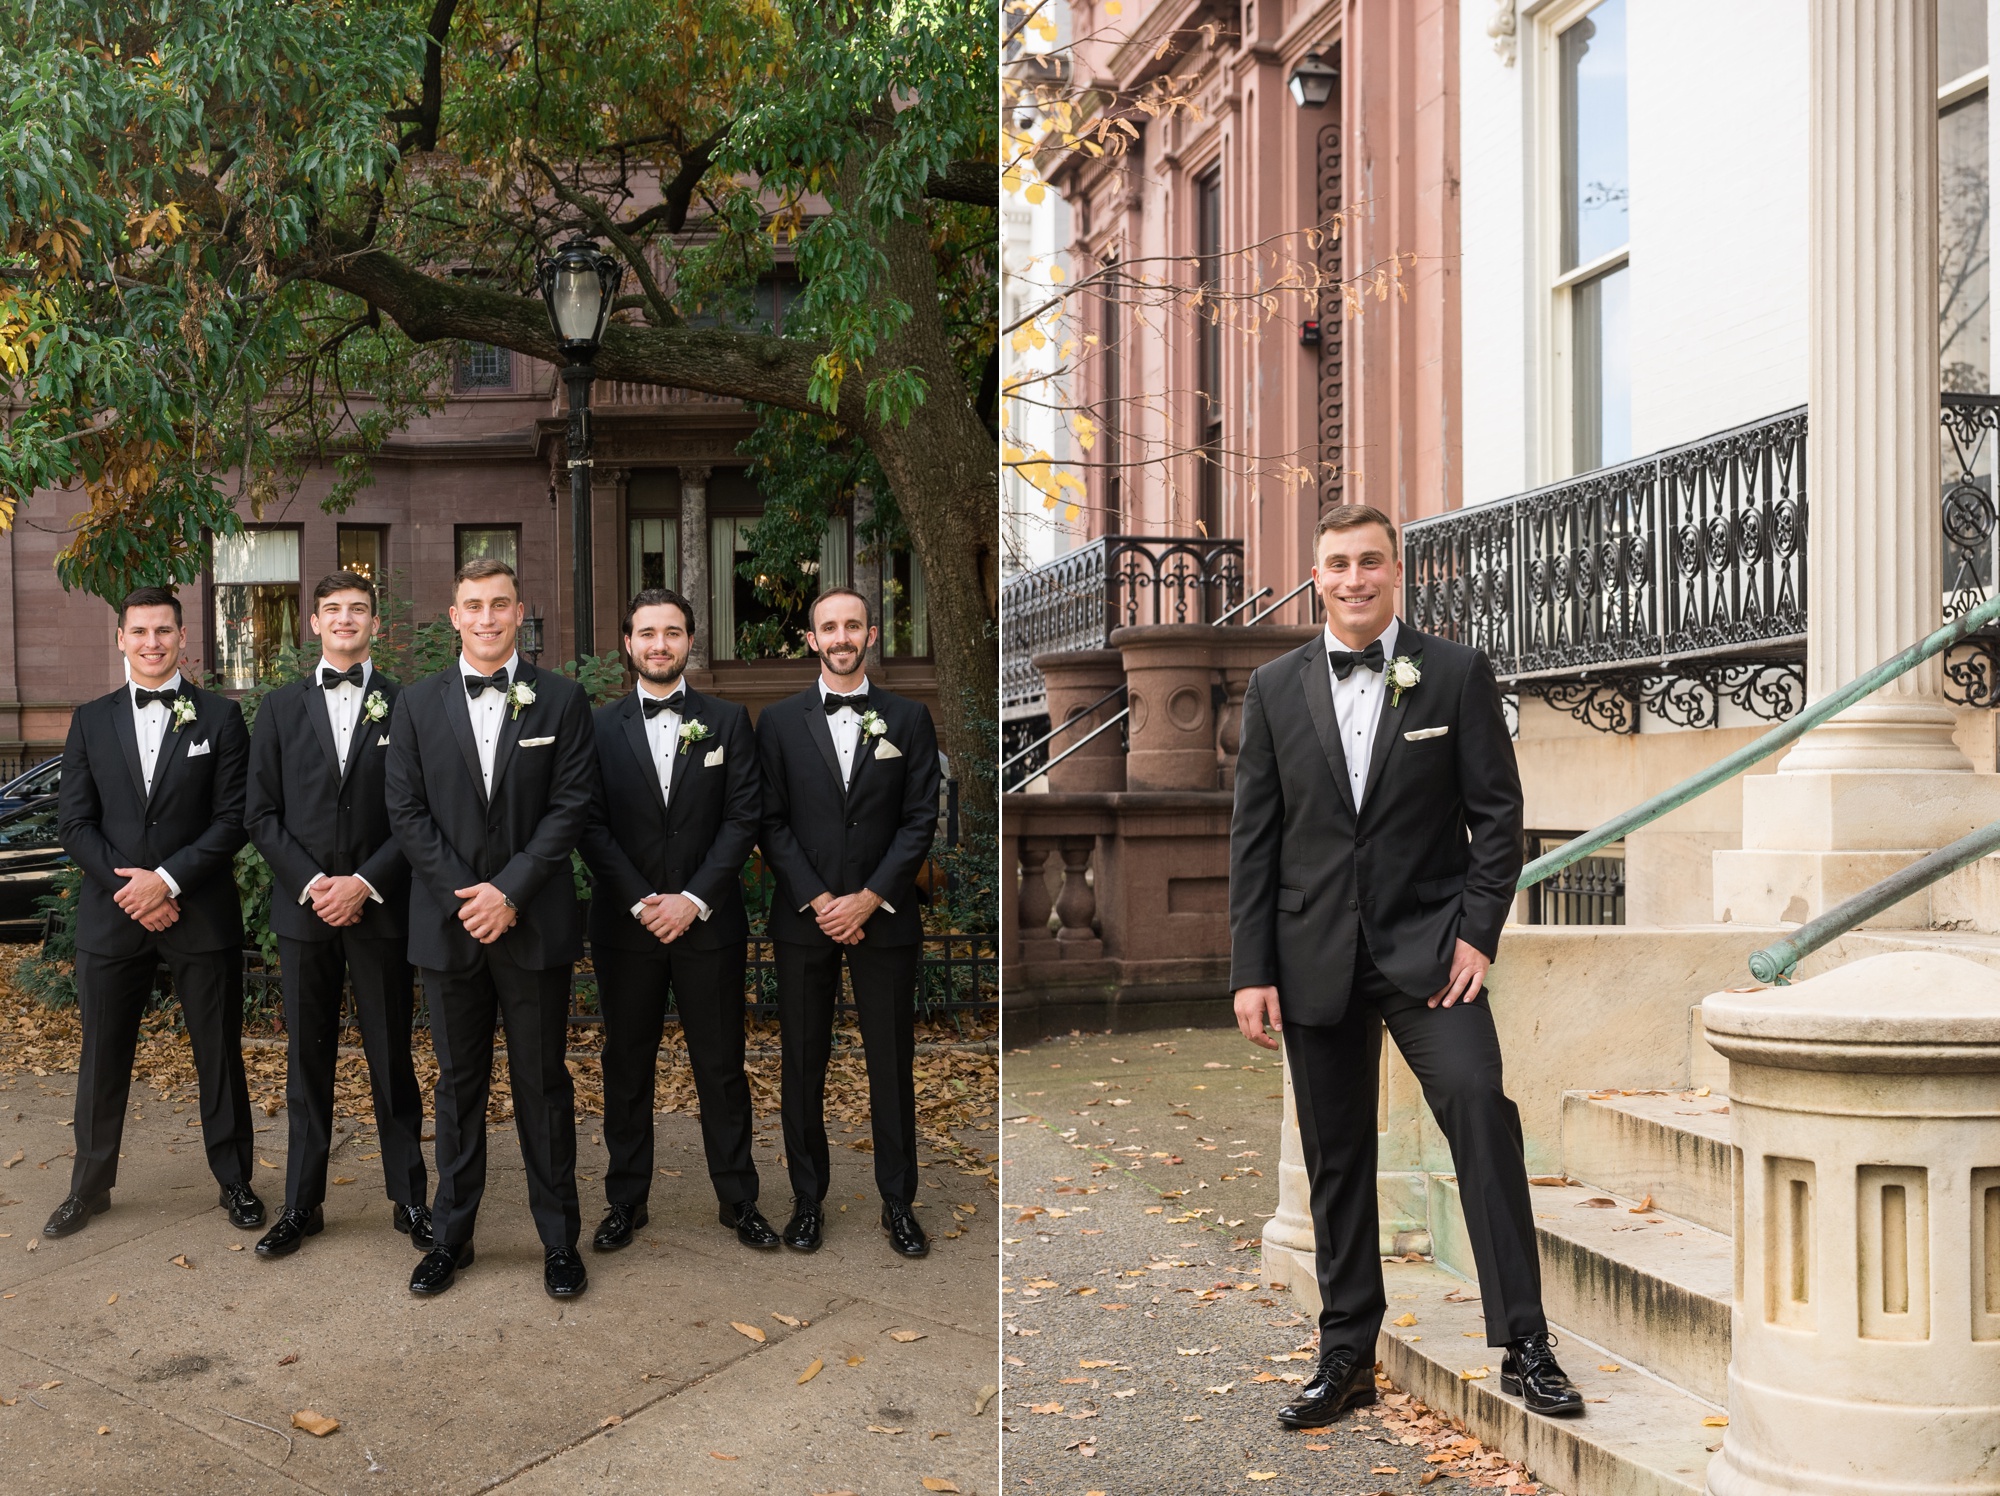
44 586 262 1239
757 587 940 1258
1230 504 1581 1424
246 571 429 1258
578 587 775 1252
385 557 597 1299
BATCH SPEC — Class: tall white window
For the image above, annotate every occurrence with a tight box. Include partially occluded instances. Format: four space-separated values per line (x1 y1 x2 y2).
1940 0 1989 393
1553 0 1630 474
213 527 300 689
628 516 680 596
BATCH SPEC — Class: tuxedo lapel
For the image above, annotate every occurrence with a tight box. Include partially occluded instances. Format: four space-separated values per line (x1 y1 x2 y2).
443 674 488 805
664 688 707 829
804 699 847 797
145 700 191 813
487 661 531 796
341 675 390 790
305 681 342 784
1298 644 1353 810
1360 627 1422 810
621 692 668 817
109 693 146 804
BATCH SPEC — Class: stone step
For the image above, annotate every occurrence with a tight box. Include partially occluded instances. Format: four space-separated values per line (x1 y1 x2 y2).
1560 1089 1736 1236
1428 1176 1734 1405
1373 1258 1724 1496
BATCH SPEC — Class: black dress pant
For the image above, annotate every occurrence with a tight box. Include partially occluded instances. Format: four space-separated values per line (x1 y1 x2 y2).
277 933 427 1213
71 943 254 1201
775 938 920 1206
595 938 757 1210
1283 940 1546 1355
424 948 579 1252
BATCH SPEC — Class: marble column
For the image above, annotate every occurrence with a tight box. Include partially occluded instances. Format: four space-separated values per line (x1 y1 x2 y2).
1712 0 2000 927
679 464 711 672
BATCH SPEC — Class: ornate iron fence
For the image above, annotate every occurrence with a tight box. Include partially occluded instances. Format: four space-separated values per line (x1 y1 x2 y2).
1405 407 1810 732
1000 536 1246 715
1941 392 2000 705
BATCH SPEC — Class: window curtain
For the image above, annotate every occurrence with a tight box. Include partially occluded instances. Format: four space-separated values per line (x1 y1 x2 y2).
213 527 298 584
710 516 740 661
819 514 850 591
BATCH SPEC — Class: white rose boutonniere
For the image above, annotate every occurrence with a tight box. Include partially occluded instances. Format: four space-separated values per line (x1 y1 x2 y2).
858 709 888 740
170 695 198 730
363 689 389 723
1387 655 1422 708
677 719 712 753
505 680 536 720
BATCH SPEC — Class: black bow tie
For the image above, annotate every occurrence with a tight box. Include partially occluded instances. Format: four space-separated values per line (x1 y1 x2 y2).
1328 639 1386 680
320 664 365 690
464 671 510 698
824 692 869 715
134 686 180 708
641 691 686 719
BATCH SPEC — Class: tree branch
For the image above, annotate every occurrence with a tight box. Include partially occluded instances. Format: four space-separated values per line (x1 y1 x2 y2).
523 151 679 326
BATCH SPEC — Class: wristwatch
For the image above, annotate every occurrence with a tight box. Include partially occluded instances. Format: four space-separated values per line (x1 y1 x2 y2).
501 893 517 910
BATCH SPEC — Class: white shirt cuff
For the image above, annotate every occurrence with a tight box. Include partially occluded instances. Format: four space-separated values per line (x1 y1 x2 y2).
880 899 896 914
301 872 325 906
684 890 712 921
630 897 650 919
155 866 181 898
358 876 383 905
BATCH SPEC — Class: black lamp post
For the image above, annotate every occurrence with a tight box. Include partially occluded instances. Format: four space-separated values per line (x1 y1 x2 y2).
1287 51 1337 108
536 236 623 657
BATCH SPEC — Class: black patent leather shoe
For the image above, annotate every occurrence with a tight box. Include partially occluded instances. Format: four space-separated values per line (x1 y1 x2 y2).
782 1198 823 1253
42 1193 109 1239
219 1181 266 1229
1276 1347 1375 1428
592 1202 648 1252
409 1242 473 1296
544 1246 588 1298
722 1200 781 1250
254 1205 324 1258
1501 1331 1584 1417
881 1199 930 1258
394 1203 433 1252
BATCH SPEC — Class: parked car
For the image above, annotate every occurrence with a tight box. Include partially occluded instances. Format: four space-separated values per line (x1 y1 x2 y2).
0 756 59 817
0 796 66 942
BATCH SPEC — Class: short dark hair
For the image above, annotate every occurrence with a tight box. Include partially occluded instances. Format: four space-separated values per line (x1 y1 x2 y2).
312 570 377 612
1315 503 1398 550
809 585 873 630
624 587 697 639
453 556 518 594
118 586 182 627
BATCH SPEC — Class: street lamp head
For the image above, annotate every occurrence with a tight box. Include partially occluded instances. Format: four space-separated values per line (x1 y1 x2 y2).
1288 51 1338 109
536 236 624 359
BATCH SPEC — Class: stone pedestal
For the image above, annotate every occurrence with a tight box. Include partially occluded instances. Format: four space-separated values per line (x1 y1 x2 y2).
1033 648 1127 793
1702 951 2000 1494
679 465 711 671
1113 625 1222 791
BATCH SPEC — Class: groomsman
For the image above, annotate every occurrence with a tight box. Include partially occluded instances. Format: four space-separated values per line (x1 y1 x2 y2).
44 587 262 1238
384 558 596 1298
245 571 429 1258
578 588 775 1251
757 587 939 1258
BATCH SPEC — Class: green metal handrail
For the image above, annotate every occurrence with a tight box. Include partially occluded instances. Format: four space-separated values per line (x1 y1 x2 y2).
1746 817 2000 983
1518 591 2000 891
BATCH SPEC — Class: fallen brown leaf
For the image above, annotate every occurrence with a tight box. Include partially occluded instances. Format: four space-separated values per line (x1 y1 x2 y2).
1703 1414 1729 1427
1 1150 19 1168
331 1177 354 1186
97 1425 109 1435
888 1330 927 1343
729 1321 767 1343
973 1384 998 1415
1248 1474 1278 1483
797 1358 823 1385
1392 1312 1417 1327
105 1293 117 1305
709 1451 737 1460
1579 1197 1617 1208
866 1424 905 1434
1629 1194 1656 1213
39 1380 61 1390
291 1410 339 1437
599 1415 622 1429
771 1313 803 1327
921 1481 959 1493
278 1353 298 1367
169 1254 191 1269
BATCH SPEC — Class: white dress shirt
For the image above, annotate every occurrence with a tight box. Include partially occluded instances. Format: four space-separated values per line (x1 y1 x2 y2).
301 658 382 909
805 676 892 916
459 652 518 797
129 674 185 897
1326 616 1400 811
628 681 711 924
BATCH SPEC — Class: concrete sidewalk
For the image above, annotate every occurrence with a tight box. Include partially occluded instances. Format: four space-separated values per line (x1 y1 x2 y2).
0 1059 998 1494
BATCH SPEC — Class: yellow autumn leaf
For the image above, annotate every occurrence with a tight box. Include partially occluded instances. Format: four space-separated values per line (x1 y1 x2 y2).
888 1330 927 1343
798 1359 824 1385
291 1410 339 1437
1248 1475 1279 1484
1703 1414 1730 1427
922 1482 960 1494
730 1321 767 1343
1392 1312 1417 1327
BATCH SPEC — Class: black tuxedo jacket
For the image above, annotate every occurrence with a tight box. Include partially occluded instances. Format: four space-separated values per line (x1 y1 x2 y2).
246 669 409 943
383 660 597 973
756 683 939 948
578 685 759 953
1228 623 1523 1024
59 683 250 958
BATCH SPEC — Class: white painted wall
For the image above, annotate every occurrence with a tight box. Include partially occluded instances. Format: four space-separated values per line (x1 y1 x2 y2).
1460 0 1809 505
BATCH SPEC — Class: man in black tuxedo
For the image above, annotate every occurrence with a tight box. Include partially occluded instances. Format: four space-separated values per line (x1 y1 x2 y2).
578 587 775 1252
44 586 262 1238
246 571 429 1258
1230 504 1582 1424
384 557 596 1299
757 587 940 1258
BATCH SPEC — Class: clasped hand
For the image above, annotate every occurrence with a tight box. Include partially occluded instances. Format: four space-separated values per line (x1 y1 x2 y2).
812 889 882 945
453 882 518 944
309 874 372 928
113 867 177 932
638 892 700 944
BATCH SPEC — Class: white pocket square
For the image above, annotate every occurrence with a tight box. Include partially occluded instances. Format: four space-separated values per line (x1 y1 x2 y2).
377 736 390 747
874 739 903 760
185 740 211 757
1403 725 1450 741
703 747 725 767
519 735 555 748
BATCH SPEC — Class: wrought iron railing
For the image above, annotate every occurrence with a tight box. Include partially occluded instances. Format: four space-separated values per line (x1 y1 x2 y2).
1522 833 1626 925
1001 536 1246 715
1941 392 2000 705
1405 407 1809 733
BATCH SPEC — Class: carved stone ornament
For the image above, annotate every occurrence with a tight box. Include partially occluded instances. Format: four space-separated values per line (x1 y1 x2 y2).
1488 0 1517 65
